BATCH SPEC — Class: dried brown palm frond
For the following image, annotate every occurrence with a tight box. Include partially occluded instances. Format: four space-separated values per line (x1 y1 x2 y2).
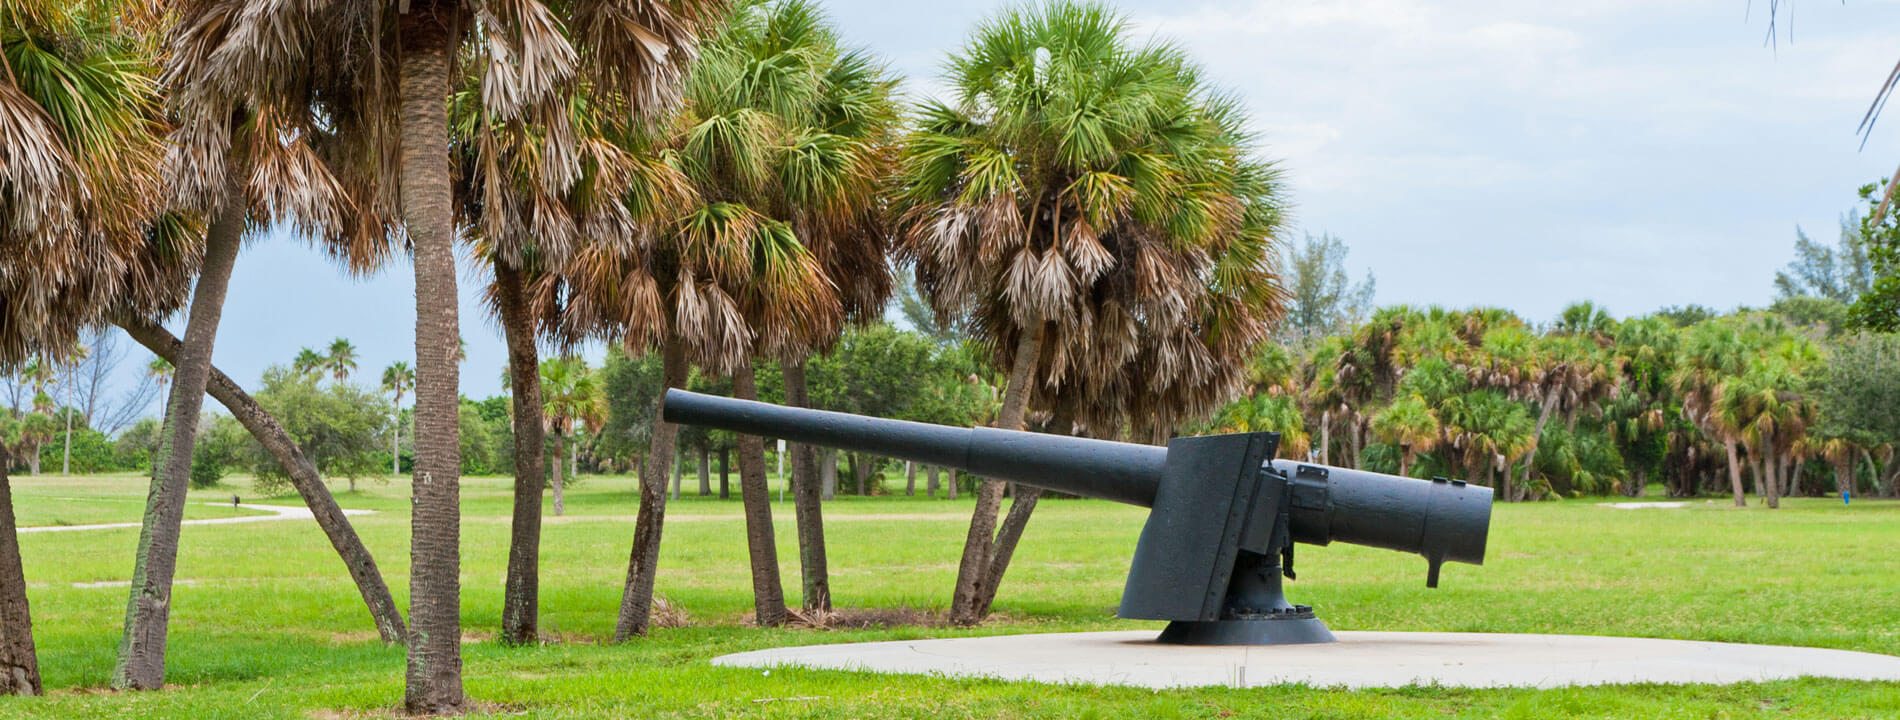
0 0 174 366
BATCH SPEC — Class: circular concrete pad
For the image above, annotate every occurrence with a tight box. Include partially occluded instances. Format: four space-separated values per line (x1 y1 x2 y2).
714 631 1900 689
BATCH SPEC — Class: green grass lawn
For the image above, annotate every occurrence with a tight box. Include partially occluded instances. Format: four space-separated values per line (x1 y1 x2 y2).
2 470 1896 718
10 474 273 527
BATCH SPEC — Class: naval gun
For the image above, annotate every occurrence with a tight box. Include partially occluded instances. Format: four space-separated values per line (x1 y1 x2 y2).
662 389 1492 646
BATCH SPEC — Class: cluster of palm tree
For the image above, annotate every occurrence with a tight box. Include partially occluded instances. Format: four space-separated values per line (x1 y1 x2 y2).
0 0 1293 707
293 339 362 383
0 360 63 478
1211 301 1900 507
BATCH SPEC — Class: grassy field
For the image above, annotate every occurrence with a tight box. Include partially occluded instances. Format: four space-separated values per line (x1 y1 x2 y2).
1 470 1897 718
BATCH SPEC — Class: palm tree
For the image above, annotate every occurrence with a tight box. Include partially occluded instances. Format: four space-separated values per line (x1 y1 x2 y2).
442 0 725 648
682 0 902 618
0 0 171 694
565 0 895 634
292 348 327 378
1673 321 1754 506
540 358 603 517
326 338 359 383
166 0 723 703
1441 390 1535 491
893 1 1288 624
1372 395 1441 478
59 343 87 476
382 362 415 477
146 357 172 427
1716 335 1818 510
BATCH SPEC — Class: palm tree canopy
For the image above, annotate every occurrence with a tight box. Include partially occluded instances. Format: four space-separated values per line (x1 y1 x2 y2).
292 347 326 377
561 0 899 371
382 361 415 397
0 0 182 369
325 337 358 381
1372 395 1441 454
540 356 604 432
894 0 1288 437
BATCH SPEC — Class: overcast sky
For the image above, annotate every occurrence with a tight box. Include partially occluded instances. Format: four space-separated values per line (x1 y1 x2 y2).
113 0 1900 416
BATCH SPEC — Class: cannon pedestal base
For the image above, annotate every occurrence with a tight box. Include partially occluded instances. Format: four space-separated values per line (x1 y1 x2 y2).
1151 550 1335 645
1157 616 1336 646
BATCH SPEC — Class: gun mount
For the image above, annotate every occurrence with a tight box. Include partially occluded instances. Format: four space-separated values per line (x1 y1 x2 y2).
662 389 1492 646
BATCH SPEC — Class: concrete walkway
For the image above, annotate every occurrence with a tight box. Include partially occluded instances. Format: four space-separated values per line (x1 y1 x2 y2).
20 503 374 534
714 630 1900 689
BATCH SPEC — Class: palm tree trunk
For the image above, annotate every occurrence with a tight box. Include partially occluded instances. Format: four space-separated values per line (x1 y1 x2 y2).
671 448 682 501
698 447 712 496
60 374 71 475
951 323 1042 625
1764 447 1782 509
947 469 958 499
973 403 1075 618
614 338 689 641
496 262 546 646
719 447 731 500
1725 439 1746 507
113 171 246 691
1318 410 1331 465
1518 388 1558 500
852 454 868 495
391 399 401 477
906 462 916 496
781 359 829 611
397 5 465 711
118 318 405 645
1763 454 1778 509
1398 448 1412 478
927 465 939 497
820 449 836 500
551 446 565 517
0 446 40 696
732 361 787 626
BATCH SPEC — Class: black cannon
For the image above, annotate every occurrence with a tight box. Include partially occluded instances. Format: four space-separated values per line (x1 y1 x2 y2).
662 389 1492 646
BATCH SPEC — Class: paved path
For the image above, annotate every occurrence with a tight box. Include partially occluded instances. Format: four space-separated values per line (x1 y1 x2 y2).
19 503 374 534
715 630 1900 689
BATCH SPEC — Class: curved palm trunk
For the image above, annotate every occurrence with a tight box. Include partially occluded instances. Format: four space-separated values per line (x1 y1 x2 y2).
781 359 830 611
950 323 1042 625
118 318 405 644
113 174 245 691
732 361 787 625
0 446 40 696
614 339 689 640
498 262 547 646
1517 388 1559 502
398 5 465 711
973 403 1075 619
1724 439 1746 507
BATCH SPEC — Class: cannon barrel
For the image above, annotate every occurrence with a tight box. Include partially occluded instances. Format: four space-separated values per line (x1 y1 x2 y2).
663 388 1493 644
663 389 1487 568
662 389 1167 506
